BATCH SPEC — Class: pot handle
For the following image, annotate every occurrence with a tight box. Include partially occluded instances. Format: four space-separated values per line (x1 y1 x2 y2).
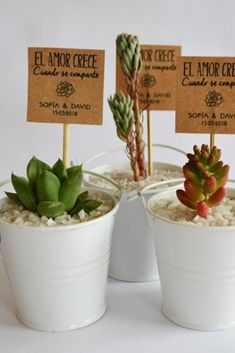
150 143 186 156
82 144 186 168
83 170 122 202
0 180 9 255
0 179 10 189
139 178 184 209
82 147 124 168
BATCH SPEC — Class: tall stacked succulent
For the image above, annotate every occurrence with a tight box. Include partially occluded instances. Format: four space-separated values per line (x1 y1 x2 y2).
116 33 142 82
108 33 146 181
176 145 229 218
6 157 101 219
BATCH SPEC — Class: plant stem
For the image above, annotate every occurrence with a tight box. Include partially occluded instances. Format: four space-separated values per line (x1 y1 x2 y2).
131 73 146 179
127 136 139 182
133 99 145 177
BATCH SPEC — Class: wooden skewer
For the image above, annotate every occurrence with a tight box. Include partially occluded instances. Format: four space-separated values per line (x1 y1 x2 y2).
210 133 215 151
63 124 70 168
147 109 153 176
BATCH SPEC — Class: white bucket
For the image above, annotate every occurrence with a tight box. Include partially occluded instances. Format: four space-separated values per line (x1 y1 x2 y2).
144 182 235 330
83 145 186 282
0 173 120 331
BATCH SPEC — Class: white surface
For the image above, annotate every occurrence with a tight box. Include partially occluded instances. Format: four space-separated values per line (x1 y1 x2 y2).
1 256 235 353
1 0 235 181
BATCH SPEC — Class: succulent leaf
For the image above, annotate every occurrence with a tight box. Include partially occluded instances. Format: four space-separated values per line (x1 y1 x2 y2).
5 192 22 205
210 161 224 173
70 191 100 216
27 156 51 187
71 198 101 216
196 201 208 218
204 176 217 194
207 187 225 207
76 191 89 203
52 159 67 182
184 180 204 201
183 165 201 185
59 167 83 212
201 150 209 160
176 189 196 210
36 170 60 202
193 145 200 155
82 200 102 214
37 201 65 218
11 173 36 211
214 165 229 182
67 164 83 177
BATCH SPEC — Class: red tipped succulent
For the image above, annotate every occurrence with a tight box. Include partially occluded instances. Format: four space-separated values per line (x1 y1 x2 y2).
176 144 229 218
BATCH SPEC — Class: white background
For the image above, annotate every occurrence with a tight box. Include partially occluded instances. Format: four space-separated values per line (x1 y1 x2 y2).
1 1 235 352
1 0 235 180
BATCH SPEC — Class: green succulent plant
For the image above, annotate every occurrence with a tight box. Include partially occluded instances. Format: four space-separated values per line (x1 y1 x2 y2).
176 144 229 218
108 91 133 142
108 91 140 181
6 157 101 219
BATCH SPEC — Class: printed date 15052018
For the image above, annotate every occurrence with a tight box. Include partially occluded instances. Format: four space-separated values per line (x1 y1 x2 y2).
52 110 78 117
201 120 228 126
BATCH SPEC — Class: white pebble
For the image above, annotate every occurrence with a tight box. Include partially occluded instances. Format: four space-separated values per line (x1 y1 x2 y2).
41 216 49 224
78 209 86 220
47 218 56 227
28 213 40 223
13 217 24 225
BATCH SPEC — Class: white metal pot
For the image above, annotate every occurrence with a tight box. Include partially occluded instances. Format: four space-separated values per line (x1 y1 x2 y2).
0 175 120 331
144 183 235 330
83 145 186 282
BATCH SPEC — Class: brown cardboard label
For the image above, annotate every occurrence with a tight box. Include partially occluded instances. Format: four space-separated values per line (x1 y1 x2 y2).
176 56 235 134
27 47 105 124
116 45 181 110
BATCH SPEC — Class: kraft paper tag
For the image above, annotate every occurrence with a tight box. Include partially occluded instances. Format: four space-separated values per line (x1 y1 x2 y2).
27 48 105 124
116 45 181 110
176 56 235 134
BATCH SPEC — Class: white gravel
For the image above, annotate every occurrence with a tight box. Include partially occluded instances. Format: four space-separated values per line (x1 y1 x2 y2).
151 196 235 227
89 168 182 192
0 192 114 227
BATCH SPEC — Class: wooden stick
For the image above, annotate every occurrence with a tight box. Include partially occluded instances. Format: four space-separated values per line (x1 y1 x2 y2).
147 109 153 176
63 124 70 168
210 133 215 151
